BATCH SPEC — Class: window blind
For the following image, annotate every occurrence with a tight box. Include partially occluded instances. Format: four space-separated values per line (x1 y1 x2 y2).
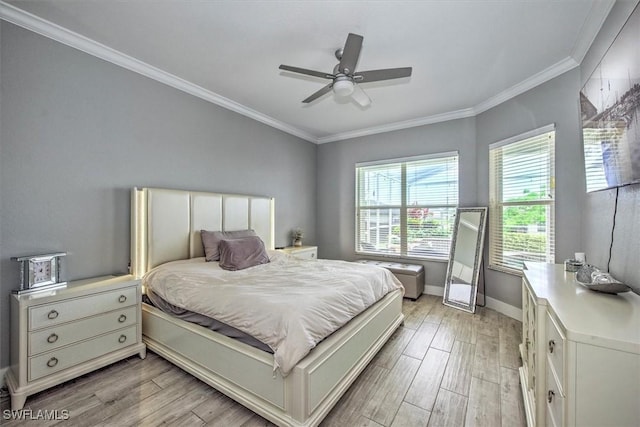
489 128 555 274
356 152 458 260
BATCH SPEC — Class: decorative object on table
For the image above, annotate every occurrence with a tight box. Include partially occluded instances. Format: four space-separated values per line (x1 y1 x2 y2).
11 252 67 294
564 259 583 272
575 264 630 294
292 228 304 247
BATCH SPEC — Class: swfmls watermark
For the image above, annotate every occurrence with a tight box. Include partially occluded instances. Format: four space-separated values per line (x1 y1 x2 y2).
3 409 70 421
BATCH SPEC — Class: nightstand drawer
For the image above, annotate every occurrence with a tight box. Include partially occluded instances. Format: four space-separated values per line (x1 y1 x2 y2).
29 325 137 381
278 246 318 260
291 247 317 259
29 286 137 330
29 306 137 356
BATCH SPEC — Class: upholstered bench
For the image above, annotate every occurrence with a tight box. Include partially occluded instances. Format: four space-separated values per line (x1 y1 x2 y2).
355 260 425 300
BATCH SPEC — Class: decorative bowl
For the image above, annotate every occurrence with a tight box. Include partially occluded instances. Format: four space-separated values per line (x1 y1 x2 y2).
575 265 630 294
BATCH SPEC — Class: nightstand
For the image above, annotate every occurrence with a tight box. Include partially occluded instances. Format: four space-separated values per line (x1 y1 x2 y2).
278 246 318 260
6 275 146 410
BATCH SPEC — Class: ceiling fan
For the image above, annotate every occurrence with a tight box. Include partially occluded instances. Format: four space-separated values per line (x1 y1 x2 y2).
279 33 412 107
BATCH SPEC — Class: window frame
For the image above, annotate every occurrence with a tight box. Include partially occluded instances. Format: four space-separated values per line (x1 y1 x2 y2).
355 151 459 261
488 124 556 275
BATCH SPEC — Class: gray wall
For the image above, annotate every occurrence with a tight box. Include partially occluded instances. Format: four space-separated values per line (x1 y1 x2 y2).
475 68 585 307
316 117 477 289
317 66 586 310
580 0 640 294
0 22 316 368
317 0 640 307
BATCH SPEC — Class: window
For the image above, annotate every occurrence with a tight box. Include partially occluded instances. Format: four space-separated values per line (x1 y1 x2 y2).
356 152 459 260
489 125 555 274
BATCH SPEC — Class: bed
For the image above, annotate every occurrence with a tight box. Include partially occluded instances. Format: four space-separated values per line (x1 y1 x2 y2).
130 187 404 427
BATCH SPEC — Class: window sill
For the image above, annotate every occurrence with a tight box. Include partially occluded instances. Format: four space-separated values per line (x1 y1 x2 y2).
487 264 524 277
355 251 449 263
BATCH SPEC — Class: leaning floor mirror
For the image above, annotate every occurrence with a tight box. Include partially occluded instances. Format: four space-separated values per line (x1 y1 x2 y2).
443 207 488 313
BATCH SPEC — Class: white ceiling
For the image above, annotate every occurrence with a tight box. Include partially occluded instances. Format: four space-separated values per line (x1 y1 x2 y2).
1 0 615 143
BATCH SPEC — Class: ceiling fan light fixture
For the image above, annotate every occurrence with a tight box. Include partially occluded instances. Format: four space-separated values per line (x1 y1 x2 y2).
279 33 412 105
333 78 354 97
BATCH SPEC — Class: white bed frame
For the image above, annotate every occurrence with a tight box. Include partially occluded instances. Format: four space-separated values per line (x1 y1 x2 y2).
131 187 404 427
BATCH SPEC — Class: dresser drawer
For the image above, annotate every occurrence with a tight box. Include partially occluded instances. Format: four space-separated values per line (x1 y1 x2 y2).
546 358 565 427
29 306 137 356
29 325 137 381
525 291 537 390
546 311 566 393
29 286 137 330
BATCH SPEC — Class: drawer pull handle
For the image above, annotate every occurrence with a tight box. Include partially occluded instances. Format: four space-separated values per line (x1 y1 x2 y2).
47 310 59 320
547 390 555 403
548 339 555 353
47 357 58 368
118 335 127 343
47 333 59 344
118 295 127 303
118 314 127 323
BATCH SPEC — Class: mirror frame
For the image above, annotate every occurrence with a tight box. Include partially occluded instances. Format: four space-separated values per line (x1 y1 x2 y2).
443 207 488 313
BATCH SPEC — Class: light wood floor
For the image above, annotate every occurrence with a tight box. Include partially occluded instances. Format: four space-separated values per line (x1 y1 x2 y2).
0 295 526 426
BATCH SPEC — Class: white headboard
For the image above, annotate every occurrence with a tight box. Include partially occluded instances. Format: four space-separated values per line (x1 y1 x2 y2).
131 187 275 278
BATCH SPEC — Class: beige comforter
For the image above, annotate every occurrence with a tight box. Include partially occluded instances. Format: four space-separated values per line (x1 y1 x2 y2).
142 251 403 375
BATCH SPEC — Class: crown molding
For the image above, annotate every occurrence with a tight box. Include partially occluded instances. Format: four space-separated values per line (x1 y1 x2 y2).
316 108 476 144
324 53 579 143
0 1 610 145
473 56 579 115
570 0 616 64
0 1 317 143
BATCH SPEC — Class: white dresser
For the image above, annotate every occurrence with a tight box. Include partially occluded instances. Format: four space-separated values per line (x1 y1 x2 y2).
278 245 318 260
520 263 640 427
6 275 146 410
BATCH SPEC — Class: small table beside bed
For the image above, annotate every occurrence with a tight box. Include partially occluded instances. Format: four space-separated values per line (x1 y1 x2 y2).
131 187 405 427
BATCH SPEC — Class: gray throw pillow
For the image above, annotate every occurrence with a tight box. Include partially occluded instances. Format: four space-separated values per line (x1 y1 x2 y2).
201 229 257 261
218 236 270 271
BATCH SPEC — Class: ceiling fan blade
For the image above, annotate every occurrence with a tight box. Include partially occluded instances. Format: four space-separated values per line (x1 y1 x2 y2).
355 67 412 83
279 65 334 80
351 84 371 107
339 33 363 74
302 83 333 103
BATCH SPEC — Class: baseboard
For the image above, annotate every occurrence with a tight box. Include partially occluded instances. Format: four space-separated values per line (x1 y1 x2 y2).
483 295 522 320
425 285 444 296
423 285 522 320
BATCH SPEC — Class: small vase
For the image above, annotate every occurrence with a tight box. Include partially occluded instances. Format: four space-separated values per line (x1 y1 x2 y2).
293 239 302 247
